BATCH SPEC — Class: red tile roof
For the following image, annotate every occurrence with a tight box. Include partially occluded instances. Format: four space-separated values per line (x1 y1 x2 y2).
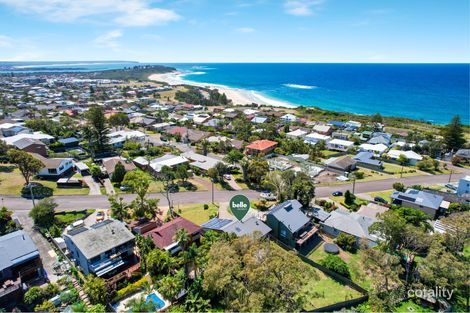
245 139 278 151
142 217 202 250
166 126 188 136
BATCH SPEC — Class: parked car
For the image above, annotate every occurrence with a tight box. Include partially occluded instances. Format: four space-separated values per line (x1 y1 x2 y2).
445 183 457 191
260 192 276 201
332 191 343 197
96 210 105 222
120 184 131 191
223 174 232 180
374 196 388 204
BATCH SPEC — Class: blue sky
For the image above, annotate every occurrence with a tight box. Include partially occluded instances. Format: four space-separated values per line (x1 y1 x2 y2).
0 0 468 62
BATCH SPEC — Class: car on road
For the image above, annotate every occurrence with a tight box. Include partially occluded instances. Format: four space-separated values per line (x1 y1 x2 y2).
374 196 388 204
120 184 131 191
96 210 105 222
332 191 343 197
260 192 276 201
445 183 457 191
223 174 232 180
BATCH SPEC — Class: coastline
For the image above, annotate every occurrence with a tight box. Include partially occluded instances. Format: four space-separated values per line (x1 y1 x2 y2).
148 71 295 108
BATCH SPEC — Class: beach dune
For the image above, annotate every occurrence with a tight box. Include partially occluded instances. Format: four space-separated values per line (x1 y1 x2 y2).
149 72 294 108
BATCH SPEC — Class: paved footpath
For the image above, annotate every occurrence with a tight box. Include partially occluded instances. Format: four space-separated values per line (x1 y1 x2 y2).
2 170 468 211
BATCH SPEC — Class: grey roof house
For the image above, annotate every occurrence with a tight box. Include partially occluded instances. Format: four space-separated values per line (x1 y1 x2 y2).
391 189 448 219
321 209 379 247
353 151 383 170
63 219 140 288
265 200 318 249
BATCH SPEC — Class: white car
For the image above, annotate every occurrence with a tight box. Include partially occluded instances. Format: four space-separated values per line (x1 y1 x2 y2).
260 192 276 201
223 174 232 180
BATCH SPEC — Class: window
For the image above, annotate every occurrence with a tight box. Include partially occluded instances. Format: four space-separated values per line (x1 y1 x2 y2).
280 229 287 238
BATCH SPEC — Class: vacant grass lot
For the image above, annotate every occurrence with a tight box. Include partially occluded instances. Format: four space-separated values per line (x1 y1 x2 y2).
177 203 219 225
55 209 95 226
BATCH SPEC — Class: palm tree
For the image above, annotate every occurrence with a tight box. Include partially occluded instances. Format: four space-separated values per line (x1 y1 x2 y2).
184 293 211 312
184 243 199 279
201 140 209 156
125 296 155 313
108 196 129 221
239 157 250 183
174 229 191 279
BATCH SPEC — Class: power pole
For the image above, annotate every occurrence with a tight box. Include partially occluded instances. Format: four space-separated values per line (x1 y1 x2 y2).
30 184 36 208
448 169 453 183
211 181 214 204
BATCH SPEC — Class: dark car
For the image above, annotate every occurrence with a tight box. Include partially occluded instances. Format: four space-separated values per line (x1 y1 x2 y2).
374 196 388 204
332 191 343 197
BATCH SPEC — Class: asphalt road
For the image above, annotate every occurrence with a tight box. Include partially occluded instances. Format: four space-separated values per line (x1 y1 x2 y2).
2 170 466 212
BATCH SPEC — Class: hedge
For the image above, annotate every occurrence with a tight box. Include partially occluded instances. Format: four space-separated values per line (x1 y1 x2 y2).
112 276 149 303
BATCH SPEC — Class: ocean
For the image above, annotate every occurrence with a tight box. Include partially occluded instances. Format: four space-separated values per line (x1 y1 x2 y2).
1 61 469 125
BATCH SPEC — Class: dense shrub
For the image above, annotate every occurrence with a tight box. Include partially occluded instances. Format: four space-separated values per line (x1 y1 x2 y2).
112 276 149 302
335 233 357 252
320 255 350 278
21 184 53 199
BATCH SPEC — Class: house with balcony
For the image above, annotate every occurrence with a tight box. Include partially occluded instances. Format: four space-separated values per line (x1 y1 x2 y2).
391 189 449 219
0 230 44 308
63 219 139 289
265 200 318 250
31 153 74 178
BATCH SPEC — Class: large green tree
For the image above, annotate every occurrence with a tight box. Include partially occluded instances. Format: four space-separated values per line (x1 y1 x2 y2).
442 115 466 151
8 150 44 185
83 106 110 156
29 198 57 228
0 206 17 235
84 275 108 305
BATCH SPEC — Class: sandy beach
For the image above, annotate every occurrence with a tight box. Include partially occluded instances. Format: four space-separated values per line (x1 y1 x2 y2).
149 72 295 108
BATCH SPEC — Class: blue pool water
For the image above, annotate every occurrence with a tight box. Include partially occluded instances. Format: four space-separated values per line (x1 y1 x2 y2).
146 293 165 310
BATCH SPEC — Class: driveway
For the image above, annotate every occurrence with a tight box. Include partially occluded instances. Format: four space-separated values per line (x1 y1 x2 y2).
103 178 115 195
82 176 102 195
14 211 59 283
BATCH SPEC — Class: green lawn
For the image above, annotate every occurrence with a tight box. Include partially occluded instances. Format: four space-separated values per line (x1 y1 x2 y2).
177 203 219 225
382 162 427 177
394 300 435 312
0 165 89 196
320 150 343 158
55 209 95 226
307 242 372 290
330 195 368 210
364 189 394 203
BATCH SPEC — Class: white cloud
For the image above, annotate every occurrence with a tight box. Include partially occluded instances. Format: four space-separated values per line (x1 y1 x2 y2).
0 0 181 27
0 35 13 48
284 0 325 16
94 30 123 49
236 27 255 33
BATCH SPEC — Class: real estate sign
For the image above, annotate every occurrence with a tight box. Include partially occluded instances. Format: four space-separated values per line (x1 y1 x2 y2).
230 194 250 221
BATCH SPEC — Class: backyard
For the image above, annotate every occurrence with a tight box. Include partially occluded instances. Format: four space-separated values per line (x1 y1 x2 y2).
307 241 372 290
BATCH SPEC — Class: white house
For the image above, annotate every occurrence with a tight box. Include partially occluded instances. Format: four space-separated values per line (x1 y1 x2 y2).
1 132 54 145
286 129 308 139
280 114 297 123
148 154 189 173
107 130 147 148
387 150 423 165
457 176 470 196
327 139 354 152
32 154 74 178
359 143 388 156
304 132 330 145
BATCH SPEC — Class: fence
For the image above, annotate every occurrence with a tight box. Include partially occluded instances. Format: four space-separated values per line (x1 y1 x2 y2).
269 236 369 312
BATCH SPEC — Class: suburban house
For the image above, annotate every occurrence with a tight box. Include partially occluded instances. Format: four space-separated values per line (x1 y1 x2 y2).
107 130 147 149
142 217 202 255
103 156 136 177
181 151 221 172
0 123 31 137
353 151 383 171
304 133 330 145
202 216 271 238
10 137 47 157
1 132 54 145
286 129 308 139
457 176 470 196
245 139 278 156
313 124 332 135
251 116 268 124
280 113 297 123
327 139 354 152
201 218 233 232
142 154 189 173
455 149 470 160
31 153 74 178
58 137 80 149
391 189 449 219
321 209 379 247
359 143 388 156
265 200 318 250
324 156 357 173
387 150 423 165
63 219 140 289
0 230 44 308
368 132 392 146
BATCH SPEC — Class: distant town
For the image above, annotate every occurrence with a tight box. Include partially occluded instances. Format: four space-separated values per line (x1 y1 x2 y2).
0 66 469 313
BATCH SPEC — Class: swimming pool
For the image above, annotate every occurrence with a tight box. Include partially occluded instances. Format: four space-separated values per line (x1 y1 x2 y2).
146 293 165 310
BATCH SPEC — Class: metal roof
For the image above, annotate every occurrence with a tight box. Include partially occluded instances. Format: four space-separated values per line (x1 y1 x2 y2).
0 230 39 272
